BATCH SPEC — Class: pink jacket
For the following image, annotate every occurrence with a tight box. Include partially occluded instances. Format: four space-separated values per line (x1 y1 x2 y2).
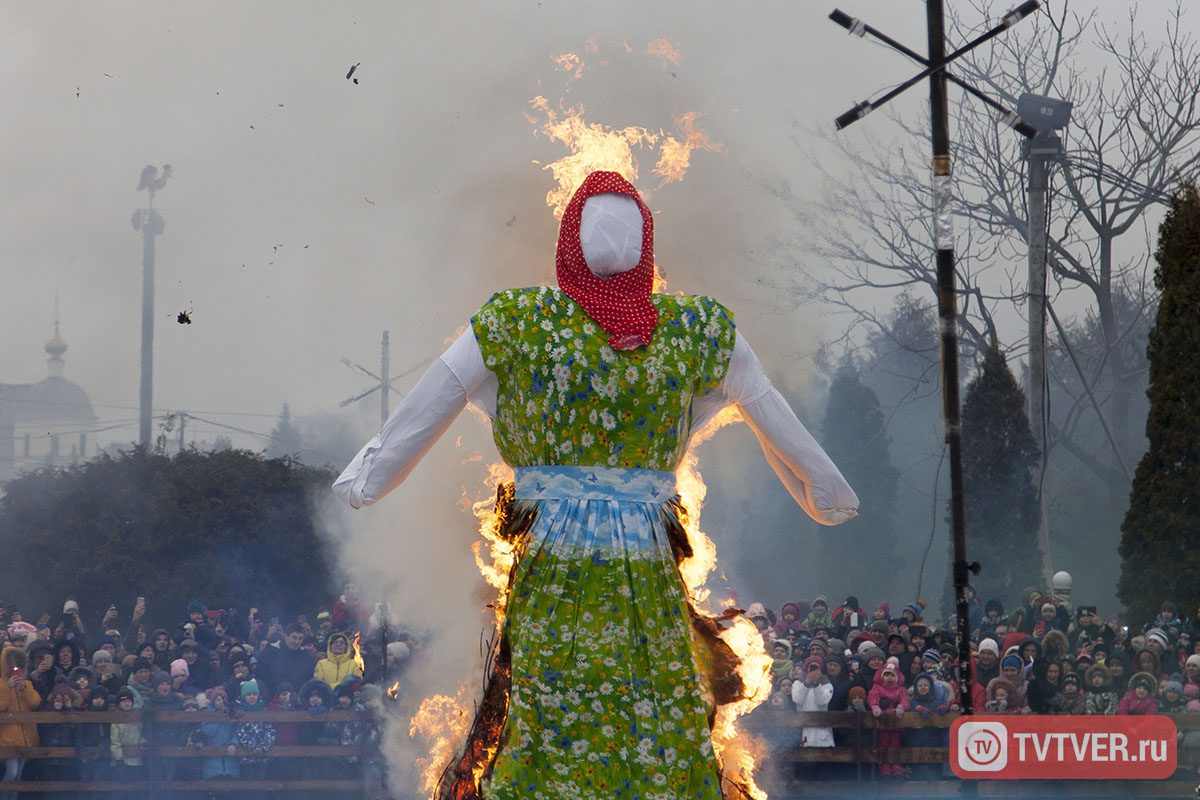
1117 692 1158 715
868 680 910 712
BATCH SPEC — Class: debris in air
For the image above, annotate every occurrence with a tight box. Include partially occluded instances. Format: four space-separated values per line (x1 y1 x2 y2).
364 197 375 205
346 62 361 84
505 215 516 228
176 310 192 325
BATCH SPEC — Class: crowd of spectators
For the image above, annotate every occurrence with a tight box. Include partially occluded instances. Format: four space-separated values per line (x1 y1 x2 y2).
746 588 1200 781
0 583 416 797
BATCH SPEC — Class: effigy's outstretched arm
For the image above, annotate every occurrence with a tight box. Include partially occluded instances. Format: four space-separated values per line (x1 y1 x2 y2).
333 329 495 509
699 332 860 526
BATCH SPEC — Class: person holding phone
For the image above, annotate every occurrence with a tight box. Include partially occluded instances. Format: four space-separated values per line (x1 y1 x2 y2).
0 644 41 794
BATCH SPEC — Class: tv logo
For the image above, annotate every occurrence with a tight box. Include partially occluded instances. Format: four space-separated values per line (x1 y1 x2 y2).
956 721 1008 772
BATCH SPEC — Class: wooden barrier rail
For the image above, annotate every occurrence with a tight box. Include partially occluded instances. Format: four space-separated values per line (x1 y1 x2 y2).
745 709 1200 799
0 708 377 796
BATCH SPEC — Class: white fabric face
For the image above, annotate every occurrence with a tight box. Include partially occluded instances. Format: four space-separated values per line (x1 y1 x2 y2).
579 193 644 277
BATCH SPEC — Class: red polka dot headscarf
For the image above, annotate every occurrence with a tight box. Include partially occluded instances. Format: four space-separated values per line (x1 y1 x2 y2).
555 171 658 351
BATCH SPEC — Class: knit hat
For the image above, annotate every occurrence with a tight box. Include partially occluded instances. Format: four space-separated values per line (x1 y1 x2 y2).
316 610 332 622
770 639 792 657
868 620 889 635
170 659 189 679
1163 680 1184 697
240 679 261 700
874 602 890 618
1145 628 1170 650
848 686 867 704
807 638 829 654
985 599 1004 615
186 598 207 616
179 639 199 651
880 662 898 678
1187 655 1200 670
922 648 941 665
151 671 172 689
861 646 886 662
116 687 136 704
1185 684 1200 700
63 599 80 615
91 649 114 665
1188 700 1200 713
803 656 824 673
978 638 1000 656
276 681 294 695
556 172 658 350
812 595 829 609
131 657 152 675
1062 672 1081 688
745 603 769 623
1001 654 1023 671
205 686 228 705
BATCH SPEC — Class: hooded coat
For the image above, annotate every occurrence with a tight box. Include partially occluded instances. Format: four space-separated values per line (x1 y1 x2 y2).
313 632 363 688
0 645 41 747
1118 672 1159 715
1084 664 1119 715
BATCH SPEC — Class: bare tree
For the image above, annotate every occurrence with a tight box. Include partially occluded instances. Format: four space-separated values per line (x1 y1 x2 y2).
774 0 1200 495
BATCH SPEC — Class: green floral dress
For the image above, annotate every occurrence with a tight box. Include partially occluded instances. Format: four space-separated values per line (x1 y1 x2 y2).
469 287 738 799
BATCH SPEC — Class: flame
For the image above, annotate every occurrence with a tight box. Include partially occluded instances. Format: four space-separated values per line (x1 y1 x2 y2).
351 632 365 675
553 52 585 80
386 682 400 702
526 95 658 219
471 461 517 625
677 405 772 799
409 685 474 796
654 112 725 188
647 37 684 67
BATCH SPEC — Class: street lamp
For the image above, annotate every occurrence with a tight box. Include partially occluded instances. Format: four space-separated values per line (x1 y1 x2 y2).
826 0 1039 715
131 164 171 448
1020 92 1071 587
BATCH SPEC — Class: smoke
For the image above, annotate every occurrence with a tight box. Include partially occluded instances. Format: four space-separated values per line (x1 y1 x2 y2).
314 408 503 795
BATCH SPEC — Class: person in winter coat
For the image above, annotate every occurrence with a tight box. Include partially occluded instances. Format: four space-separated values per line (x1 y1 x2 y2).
1027 659 1062 713
804 596 832 631
313 632 363 689
823 654 854 712
791 656 834 748
868 660 909 777
1118 672 1159 715
1159 680 1187 714
37 679 82 784
1183 654 1200 693
905 673 949 779
109 687 146 782
1050 672 1087 714
0 644 41 793
234 679 276 780
25 640 59 705
769 640 793 682
78 685 111 788
1134 648 1164 680
173 599 220 652
1085 664 1119 715
151 628 174 671
1106 652 1131 695
985 677 1023 713
256 625 316 697
197 687 240 780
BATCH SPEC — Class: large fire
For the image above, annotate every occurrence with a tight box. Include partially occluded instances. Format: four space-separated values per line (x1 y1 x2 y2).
410 55 765 800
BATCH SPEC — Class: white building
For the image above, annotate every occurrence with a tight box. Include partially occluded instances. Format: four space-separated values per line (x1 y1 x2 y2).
0 320 97 480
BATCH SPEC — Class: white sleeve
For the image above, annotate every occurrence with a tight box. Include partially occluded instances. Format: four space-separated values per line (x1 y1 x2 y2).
331 328 495 509
718 332 860 526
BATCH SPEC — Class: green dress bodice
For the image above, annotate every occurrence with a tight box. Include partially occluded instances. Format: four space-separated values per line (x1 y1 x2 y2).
470 286 736 471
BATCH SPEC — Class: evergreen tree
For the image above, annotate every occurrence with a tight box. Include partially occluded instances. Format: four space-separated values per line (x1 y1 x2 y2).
0 448 340 623
1118 181 1200 626
953 342 1042 607
821 358 901 600
268 402 303 459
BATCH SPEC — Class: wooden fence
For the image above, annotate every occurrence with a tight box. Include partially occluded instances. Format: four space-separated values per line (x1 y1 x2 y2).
745 710 1200 799
0 708 377 796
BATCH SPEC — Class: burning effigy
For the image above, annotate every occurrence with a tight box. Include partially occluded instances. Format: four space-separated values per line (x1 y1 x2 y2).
333 165 859 798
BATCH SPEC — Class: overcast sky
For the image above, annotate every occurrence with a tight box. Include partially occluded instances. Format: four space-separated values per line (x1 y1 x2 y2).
1 1 949 441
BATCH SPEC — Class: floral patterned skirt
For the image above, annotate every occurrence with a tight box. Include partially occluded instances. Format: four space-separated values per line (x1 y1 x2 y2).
483 466 724 800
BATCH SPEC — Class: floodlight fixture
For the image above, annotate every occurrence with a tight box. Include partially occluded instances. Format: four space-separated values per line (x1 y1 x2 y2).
1017 93 1073 132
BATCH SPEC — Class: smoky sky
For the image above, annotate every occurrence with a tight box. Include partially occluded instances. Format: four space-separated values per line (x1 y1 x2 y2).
2 2 1178 618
